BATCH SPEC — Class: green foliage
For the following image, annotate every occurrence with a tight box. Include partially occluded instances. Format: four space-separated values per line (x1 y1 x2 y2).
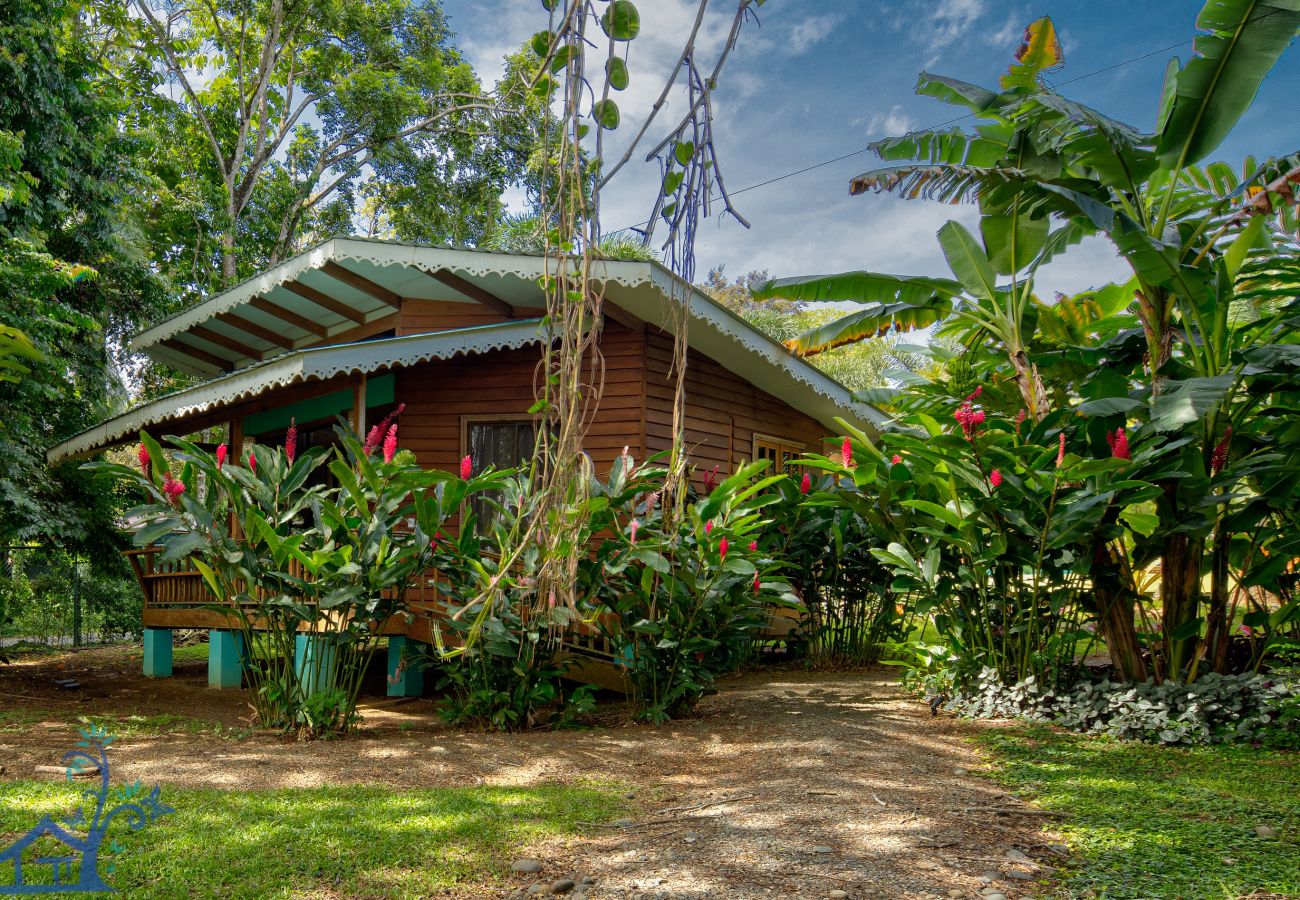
952 668 1299 745
979 726 1300 898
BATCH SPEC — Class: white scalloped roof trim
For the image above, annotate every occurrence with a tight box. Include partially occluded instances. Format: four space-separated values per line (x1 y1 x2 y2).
130 239 659 352
51 320 545 463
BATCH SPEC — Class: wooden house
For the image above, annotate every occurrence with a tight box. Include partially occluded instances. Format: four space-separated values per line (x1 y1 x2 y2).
47 238 883 693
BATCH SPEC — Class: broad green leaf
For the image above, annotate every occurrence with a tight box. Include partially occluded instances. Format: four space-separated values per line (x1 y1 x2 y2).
606 56 629 90
600 1 640 40
981 210 1049 275
937 221 998 300
593 98 620 130
1156 0 1300 168
1148 375 1235 430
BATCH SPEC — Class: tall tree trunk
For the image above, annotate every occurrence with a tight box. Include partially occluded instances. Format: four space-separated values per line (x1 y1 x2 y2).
1160 489 1204 679
220 227 237 289
1203 525 1231 674
1092 539 1148 682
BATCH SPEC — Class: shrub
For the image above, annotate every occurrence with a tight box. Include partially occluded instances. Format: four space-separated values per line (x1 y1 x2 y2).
948 667 1300 746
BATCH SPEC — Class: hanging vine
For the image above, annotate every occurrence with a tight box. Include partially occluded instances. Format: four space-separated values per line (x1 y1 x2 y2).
451 0 766 644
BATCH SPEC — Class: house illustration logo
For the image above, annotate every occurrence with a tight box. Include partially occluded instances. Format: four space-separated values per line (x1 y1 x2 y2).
0 725 173 894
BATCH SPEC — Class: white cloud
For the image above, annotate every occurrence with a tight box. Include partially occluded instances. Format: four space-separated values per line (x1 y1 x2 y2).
864 104 918 138
788 14 840 55
926 0 986 57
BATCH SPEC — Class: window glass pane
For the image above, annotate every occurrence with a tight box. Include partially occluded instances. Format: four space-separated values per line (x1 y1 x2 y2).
469 421 536 533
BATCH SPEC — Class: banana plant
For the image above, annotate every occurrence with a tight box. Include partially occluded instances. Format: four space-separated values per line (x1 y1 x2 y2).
752 216 1080 422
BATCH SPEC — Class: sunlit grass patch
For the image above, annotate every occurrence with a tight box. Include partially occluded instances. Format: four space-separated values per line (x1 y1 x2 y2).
0 780 628 897
978 725 1300 899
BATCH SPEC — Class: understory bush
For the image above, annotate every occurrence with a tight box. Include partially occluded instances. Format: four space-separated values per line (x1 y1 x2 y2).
949 667 1300 746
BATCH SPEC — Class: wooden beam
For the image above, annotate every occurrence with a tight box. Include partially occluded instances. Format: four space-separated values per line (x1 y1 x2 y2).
321 261 402 309
601 299 642 332
350 375 368 436
160 338 233 372
281 280 366 324
421 268 514 318
216 311 296 350
248 296 328 338
189 324 265 362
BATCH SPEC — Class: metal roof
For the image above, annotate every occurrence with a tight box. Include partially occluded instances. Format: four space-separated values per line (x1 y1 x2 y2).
54 239 886 462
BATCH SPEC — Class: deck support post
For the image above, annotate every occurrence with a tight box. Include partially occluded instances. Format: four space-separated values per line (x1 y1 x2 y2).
142 627 173 678
295 634 337 695
208 629 245 689
386 636 424 698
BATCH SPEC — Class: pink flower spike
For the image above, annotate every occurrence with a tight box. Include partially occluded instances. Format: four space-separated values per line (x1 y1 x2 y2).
1057 432 1066 468
841 436 853 468
719 537 729 560
363 423 383 455
752 572 761 595
968 386 983 401
989 469 1003 489
1211 426 1232 475
704 520 714 536
285 418 298 465
383 423 398 463
800 471 811 495
248 449 257 474
630 519 640 544
216 443 227 471
137 443 150 471
460 454 473 480
891 454 902 465
1107 427 1131 461
748 540 758 552
162 474 186 504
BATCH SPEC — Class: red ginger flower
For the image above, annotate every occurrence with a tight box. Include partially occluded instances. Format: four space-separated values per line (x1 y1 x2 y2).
1056 432 1066 468
382 423 398 463
800 471 811 495
891 454 902 465
162 474 185 504
248 449 257 473
285 418 298 465
704 520 714 536
752 572 761 595
703 465 719 492
748 540 758 552
364 403 406 455
137 443 150 471
989 469 1003 489
1106 427 1131 461
841 436 853 468
1211 427 1232 474
364 423 384 455
967 386 983 402
719 537 729 560
1015 409 1027 435
216 443 227 471
954 402 985 440
460 454 473 480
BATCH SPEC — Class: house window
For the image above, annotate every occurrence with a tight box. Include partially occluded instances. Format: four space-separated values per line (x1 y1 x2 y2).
754 434 806 474
466 419 537 532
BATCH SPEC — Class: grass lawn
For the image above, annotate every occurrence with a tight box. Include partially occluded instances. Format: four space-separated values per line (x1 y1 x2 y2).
978 725 1300 899
0 780 628 897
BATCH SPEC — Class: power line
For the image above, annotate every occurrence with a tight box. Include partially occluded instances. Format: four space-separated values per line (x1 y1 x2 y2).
605 9 1284 237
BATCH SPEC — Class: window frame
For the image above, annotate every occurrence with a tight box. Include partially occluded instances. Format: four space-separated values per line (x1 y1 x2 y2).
460 414 539 534
752 432 808 474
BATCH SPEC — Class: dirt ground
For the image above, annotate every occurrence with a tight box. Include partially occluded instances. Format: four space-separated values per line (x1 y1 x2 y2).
1 645 1062 899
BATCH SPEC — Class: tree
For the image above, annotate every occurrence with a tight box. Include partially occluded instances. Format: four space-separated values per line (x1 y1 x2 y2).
121 0 527 296
752 6 1300 680
0 0 165 553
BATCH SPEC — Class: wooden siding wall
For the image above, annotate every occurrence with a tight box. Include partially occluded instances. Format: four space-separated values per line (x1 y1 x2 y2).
395 320 646 474
643 329 828 487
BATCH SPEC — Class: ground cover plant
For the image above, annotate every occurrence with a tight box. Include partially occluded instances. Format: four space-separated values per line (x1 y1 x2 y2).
978 725 1300 899
0 780 628 897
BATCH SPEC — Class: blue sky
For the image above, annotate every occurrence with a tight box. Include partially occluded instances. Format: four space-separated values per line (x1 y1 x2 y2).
440 0 1299 297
